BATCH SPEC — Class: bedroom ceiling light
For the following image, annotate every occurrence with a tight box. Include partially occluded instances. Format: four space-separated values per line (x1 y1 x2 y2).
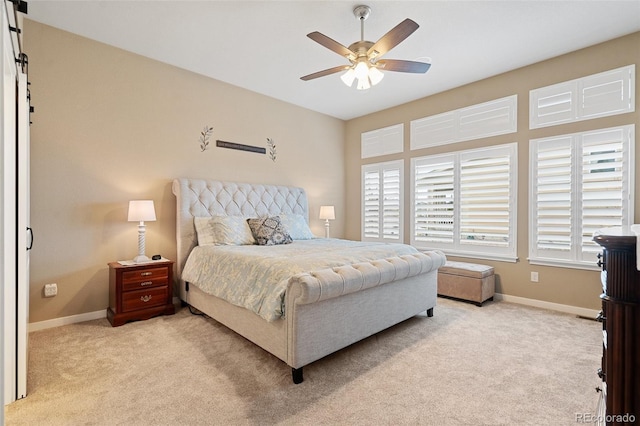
301 5 430 91
319 205 335 238
128 200 156 263
342 60 384 90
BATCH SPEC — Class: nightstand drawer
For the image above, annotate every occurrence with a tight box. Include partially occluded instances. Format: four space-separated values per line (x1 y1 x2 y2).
122 275 168 292
122 266 169 285
122 286 168 312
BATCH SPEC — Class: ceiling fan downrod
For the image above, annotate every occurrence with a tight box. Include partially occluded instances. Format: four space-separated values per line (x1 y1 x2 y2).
353 5 371 42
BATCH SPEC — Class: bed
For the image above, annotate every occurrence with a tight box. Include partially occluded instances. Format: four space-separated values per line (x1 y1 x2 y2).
172 178 446 383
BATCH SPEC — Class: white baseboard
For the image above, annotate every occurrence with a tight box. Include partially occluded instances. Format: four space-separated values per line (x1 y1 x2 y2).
28 297 182 332
28 309 106 332
494 293 599 319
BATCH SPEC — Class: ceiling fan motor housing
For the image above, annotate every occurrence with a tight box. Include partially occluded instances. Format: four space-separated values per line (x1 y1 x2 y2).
353 5 371 21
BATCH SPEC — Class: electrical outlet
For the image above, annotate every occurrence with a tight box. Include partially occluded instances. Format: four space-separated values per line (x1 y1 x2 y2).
530 272 539 283
44 283 57 297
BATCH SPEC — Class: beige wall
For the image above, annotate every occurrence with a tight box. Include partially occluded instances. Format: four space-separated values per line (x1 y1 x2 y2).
25 20 345 323
25 19 640 322
345 32 640 312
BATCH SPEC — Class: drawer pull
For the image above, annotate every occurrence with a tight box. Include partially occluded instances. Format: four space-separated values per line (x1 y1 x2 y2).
140 281 153 286
141 272 153 277
140 295 152 303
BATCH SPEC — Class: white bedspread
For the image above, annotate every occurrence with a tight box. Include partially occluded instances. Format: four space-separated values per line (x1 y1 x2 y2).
181 239 420 321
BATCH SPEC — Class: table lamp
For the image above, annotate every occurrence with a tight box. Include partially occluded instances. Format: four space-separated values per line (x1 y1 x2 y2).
319 205 335 238
128 200 156 263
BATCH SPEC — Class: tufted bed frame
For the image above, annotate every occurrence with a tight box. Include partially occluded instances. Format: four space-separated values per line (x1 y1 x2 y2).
172 178 446 383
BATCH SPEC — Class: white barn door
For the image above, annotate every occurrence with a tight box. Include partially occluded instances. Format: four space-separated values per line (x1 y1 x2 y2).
2 0 18 405
2 0 30 405
16 70 30 401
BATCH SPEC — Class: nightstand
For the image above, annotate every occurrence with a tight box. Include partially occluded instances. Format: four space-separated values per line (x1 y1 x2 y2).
107 260 175 327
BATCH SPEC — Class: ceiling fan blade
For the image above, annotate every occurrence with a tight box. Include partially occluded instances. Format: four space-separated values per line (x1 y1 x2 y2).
367 19 419 59
307 32 356 60
300 65 350 81
376 59 431 74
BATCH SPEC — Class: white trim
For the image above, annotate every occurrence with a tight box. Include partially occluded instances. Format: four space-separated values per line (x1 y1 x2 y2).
28 310 106 332
423 249 518 263
27 297 182 332
494 293 599 319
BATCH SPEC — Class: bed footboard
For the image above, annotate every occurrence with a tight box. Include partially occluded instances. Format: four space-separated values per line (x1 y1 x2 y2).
285 250 446 382
288 251 445 305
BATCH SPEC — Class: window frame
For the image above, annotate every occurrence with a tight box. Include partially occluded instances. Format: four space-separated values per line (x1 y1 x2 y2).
410 143 518 262
361 160 404 242
528 125 635 270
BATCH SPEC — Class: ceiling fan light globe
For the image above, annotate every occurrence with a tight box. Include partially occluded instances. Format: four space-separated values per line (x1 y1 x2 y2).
356 77 371 90
341 68 356 87
368 66 384 86
354 61 369 80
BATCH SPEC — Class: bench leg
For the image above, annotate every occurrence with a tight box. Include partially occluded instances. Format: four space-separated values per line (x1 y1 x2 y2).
427 307 434 317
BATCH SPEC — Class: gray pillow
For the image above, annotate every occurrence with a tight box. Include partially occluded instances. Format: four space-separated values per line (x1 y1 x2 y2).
247 216 293 246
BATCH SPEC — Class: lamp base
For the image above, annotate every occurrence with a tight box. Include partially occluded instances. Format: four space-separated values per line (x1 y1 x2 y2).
133 254 151 263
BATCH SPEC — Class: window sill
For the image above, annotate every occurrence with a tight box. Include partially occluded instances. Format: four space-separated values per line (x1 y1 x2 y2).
416 247 518 263
528 258 600 271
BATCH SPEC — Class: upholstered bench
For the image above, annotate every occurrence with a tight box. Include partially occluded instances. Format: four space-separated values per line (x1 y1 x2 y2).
437 261 495 306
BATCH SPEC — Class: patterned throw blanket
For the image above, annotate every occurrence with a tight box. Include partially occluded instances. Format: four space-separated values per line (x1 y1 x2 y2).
181 239 419 321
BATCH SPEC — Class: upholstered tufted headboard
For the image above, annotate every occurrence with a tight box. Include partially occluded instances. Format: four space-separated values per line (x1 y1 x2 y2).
172 178 309 281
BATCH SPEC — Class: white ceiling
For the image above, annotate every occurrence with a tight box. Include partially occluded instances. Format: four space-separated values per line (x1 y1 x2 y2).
26 1 640 121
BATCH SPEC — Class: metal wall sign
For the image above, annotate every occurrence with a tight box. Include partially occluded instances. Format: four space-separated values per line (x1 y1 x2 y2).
216 140 266 154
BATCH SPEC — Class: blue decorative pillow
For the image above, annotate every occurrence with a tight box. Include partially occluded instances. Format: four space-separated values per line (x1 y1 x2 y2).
279 214 315 240
247 216 293 246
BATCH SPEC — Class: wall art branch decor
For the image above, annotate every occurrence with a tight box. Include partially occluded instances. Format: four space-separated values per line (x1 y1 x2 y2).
216 140 266 154
199 126 214 152
266 138 277 162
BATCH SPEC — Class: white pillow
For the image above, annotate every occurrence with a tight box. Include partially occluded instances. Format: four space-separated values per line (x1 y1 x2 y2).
194 216 255 246
279 214 315 240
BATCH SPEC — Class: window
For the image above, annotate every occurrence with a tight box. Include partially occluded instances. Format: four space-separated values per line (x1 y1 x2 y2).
529 125 634 269
410 95 517 149
529 65 635 129
411 143 517 261
361 123 403 158
362 160 403 242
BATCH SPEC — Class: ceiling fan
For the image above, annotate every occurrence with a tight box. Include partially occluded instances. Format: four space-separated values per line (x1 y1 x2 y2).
300 5 431 90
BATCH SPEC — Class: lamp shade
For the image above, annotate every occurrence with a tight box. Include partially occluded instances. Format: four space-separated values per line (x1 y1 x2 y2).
341 68 356 87
319 205 335 220
128 200 156 222
368 66 384 86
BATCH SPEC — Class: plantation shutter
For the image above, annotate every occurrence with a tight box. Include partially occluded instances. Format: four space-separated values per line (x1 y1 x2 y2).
413 155 455 245
459 148 512 248
362 169 381 239
362 160 403 242
580 129 628 257
530 125 633 267
382 168 401 239
532 138 573 257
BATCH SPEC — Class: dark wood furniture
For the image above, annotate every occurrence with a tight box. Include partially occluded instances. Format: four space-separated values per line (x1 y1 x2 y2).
593 228 640 424
107 260 175 327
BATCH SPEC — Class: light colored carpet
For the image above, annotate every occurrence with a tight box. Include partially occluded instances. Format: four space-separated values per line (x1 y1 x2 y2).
5 298 602 425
